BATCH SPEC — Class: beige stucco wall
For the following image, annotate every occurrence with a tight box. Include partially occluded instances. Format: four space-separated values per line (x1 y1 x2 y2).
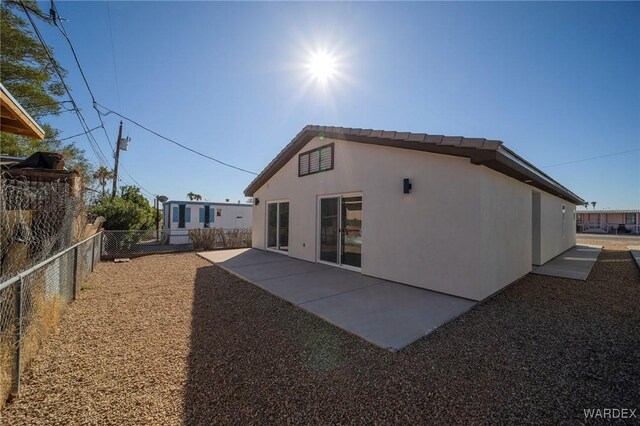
535 191 577 265
252 137 575 301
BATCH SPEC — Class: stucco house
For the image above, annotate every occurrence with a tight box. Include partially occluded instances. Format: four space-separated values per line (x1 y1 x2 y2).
162 200 252 244
244 125 584 302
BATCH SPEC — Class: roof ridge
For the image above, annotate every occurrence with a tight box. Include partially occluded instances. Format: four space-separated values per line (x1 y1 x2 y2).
244 125 582 206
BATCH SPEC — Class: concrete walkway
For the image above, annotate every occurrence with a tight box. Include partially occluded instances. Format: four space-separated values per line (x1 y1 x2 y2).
198 249 475 351
629 246 640 270
532 244 602 280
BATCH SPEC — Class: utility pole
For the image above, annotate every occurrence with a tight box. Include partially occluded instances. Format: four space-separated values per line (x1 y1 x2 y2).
111 120 123 198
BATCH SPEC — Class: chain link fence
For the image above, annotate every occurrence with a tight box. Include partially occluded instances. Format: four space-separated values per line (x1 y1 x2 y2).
100 228 252 259
0 177 85 282
0 232 102 404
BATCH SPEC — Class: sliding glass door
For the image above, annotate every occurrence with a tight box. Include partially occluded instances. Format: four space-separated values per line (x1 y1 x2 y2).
318 194 362 269
319 197 339 263
267 201 289 253
341 196 362 268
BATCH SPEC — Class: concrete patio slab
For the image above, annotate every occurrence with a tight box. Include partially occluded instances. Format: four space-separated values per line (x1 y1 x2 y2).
301 281 476 351
256 268 388 305
629 246 640 270
198 248 289 268
532 244 602 280
197 249 476 351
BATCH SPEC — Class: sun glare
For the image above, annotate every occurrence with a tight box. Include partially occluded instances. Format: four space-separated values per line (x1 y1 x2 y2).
307 51 337 83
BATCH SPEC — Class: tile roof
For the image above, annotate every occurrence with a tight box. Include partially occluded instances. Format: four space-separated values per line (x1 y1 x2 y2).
577 209 640 214
244 125 584 205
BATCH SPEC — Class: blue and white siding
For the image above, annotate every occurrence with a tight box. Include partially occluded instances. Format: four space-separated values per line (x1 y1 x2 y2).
163 201 253 244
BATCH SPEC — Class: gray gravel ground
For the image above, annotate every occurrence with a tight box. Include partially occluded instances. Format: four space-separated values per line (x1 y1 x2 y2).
2 239 639 425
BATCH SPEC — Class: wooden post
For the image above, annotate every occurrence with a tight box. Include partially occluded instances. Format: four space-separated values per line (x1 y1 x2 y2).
111 121 123 198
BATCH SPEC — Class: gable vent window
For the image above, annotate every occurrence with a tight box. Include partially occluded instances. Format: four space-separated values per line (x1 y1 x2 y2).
298 143 334 177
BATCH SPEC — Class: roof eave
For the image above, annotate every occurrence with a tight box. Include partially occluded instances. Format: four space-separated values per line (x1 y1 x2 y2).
0 82 45 140
244 126 584 206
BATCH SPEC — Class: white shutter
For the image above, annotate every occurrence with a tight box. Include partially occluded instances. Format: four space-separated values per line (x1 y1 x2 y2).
320 146 332 171
309 150 320 173
299 153 309 175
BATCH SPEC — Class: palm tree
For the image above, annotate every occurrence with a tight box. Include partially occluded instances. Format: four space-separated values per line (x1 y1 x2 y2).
591 201 597 210
93 166 114 196
187 192 202 201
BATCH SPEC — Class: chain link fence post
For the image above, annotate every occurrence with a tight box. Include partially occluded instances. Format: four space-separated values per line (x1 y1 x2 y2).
90 236 95 273
72 246 78 301
10 276 23 397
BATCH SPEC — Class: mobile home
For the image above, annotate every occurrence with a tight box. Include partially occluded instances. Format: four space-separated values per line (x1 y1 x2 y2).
162 200 252 244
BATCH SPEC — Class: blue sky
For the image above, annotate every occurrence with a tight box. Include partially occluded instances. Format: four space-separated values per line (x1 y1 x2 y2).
30 1 640 208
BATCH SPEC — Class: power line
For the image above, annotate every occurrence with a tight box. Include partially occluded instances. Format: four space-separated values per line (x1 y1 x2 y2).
49 0 156 201
95 103 259 175
541 148 640 168
21 0 155 199
20 1 111 170
119 163 157 197
49 0 116 155
57 126 102 142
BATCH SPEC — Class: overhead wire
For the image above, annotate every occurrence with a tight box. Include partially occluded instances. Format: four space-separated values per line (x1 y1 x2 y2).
49 0 116 154
95 102 259 175
541 148 640 168
49 0 156 198
119 164 157 197
19 1 111 170
22 0 155 197
57 126 102 142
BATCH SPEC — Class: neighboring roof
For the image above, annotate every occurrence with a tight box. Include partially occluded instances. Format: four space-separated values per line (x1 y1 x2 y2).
0 154 26 166
577 209 640 214
5 152 65 170
0 82 45 139
244 125 584 205
163 200 252 207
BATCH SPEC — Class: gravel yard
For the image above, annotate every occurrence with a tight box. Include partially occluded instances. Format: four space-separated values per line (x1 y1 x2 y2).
2 239 639 424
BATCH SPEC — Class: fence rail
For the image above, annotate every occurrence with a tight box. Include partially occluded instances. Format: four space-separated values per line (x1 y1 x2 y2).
0 232 102 404
577 222 640 234
100 228 252 259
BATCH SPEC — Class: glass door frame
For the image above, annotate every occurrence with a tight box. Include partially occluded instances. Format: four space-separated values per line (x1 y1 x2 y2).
316 192 362 272
266 199 289 255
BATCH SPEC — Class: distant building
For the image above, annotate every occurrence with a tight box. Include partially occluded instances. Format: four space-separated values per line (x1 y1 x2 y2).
576 210 639 234
162 200 253 244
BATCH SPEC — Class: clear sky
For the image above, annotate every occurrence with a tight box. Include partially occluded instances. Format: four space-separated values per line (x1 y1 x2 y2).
31 1 639 209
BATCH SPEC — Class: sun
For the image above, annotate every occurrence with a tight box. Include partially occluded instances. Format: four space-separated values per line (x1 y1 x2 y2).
307 51 337 83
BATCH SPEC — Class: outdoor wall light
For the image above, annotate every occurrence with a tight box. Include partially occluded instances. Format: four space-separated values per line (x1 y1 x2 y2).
403 178 412 194
255 198 260 205
524 179 532 183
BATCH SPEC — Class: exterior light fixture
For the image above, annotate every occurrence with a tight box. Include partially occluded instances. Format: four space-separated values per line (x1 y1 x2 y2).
524 179 532 183
254 198 260 205
403 178 412 194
